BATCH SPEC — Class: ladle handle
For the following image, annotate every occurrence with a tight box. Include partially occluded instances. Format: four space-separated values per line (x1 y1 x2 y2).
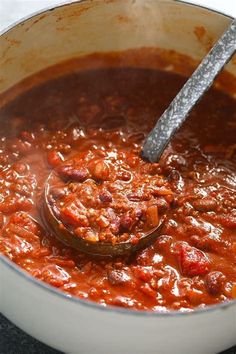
142 19 236 162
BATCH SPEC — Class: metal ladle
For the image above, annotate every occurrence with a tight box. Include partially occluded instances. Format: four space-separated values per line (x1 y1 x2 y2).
142 19 236 162
43 19 236 257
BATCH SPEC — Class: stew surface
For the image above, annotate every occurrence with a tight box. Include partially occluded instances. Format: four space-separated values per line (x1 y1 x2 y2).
0 63 236 312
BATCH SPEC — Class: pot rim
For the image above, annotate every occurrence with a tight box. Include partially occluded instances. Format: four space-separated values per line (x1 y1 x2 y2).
0 0 234 37
0 0 235 318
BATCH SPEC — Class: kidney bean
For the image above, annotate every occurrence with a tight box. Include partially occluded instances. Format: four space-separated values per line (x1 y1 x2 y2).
57 165 89 182
119 215 133 232
48 258 76 268
50 187 66 199
41 265 70 287
111 296 135 308
127 192 150 202
192 197 217 212
127 193 142 202
154 197 169 213
117 170 132 181
135 208 143 219
99 190 112 203
205 271 225 296
89 159 110 180
107 269 131 286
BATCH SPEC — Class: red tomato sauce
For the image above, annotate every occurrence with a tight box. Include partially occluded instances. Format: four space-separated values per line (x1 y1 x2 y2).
0 63 236 312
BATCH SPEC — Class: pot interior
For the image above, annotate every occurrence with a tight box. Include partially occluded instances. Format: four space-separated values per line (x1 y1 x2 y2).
0 0 235 102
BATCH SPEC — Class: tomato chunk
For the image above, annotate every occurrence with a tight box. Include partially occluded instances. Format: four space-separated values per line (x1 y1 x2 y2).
174 242 210 276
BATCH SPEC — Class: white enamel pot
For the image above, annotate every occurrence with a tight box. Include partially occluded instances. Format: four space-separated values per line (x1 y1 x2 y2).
0 1 235 353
